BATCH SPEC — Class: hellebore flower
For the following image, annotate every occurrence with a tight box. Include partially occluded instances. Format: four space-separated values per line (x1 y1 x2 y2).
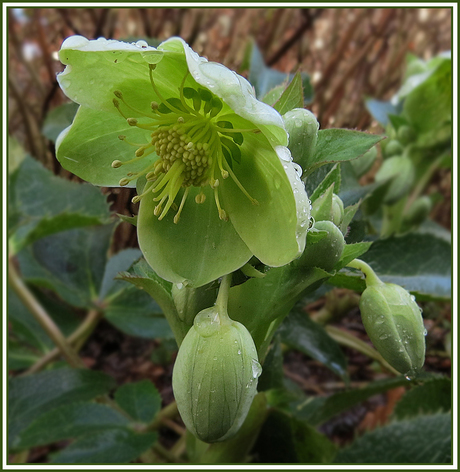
56 36 310 287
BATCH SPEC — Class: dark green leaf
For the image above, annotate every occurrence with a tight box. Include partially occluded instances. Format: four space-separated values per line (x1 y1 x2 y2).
114 380 162 424
273 71 304 115
17 402 129 449
393 377 451 420
17 223 115 308
293 374 439 426
310 164 341 202
105 288 172 339
254 409 336 463
258 336 284 391
330 229 451 300
42 102 79 143
99 248 143 300
50 429 157 464
278 309 348 381
9 155 111 253
9 368 115 449
305 129 383 175
334 413 451 464
360 231 451 300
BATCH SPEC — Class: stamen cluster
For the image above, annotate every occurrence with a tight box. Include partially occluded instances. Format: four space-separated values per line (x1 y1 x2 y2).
150 126 211 187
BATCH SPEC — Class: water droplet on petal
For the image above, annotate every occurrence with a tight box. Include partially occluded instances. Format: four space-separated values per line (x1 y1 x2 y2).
251 358 262 379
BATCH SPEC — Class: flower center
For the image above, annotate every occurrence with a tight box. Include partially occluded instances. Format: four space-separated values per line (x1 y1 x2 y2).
111 65 258 224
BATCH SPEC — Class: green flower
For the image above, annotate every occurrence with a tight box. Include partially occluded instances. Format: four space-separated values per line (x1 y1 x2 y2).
56 36 310 287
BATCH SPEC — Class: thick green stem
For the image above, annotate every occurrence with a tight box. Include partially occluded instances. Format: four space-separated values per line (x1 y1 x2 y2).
8 260 85 369
346 258 382 287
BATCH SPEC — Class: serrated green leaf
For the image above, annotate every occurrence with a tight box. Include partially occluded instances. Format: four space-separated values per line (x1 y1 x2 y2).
305 129 383 176
261 84 286 106
330 230 451 300
17 402 129 449
293 376 410 427
50 428 157 464
310 164 341 202
278 309 348 381
393 377 451 420
273 71 303 115
339 201 361 235
8 368 115 449
9 155 111 253
335 242 372 270
114 380 162 424
17 223 115 308
334 413 451 464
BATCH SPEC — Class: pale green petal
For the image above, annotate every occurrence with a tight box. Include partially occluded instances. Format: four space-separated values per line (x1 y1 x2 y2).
220 134 309 266
159 37 288 147
58 36 187 117
56 106 156 187
137 186 252 287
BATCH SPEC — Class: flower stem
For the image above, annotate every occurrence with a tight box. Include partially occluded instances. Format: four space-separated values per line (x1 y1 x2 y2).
21 308 103 376
215 273 232 314
8 259 85 369
346 258 382 287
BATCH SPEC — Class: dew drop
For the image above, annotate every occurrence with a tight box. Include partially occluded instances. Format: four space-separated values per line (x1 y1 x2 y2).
237 349 241 355
423 328 428 336
135 40 149 48
251 358 262 379
379 334 389 340
405 375 412 381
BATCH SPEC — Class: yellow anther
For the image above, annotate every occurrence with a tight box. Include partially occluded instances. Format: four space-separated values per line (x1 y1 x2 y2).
113 98 120 108
118 135 126 141
119 177 130 186
135 148 145 157
219 209 228 221
210 178 219 188
195 192 206 204
114 90 123 99
112 160 123 168
151 101 159 110
221 169 229 179
132 195 141 204
127 118 138 126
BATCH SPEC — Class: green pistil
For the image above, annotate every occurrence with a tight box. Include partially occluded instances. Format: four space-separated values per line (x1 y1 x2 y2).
112 67 259 223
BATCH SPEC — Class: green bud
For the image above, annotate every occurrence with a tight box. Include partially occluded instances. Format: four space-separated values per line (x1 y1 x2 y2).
311 185 344 227
397 125 417 146
299 220 345 272
331 194 345 227
403 195 432 228
350 146 378 177
360 283 426 377
375 155 415 205
383 139 404 158
283 108 319 170
172 306 261 443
